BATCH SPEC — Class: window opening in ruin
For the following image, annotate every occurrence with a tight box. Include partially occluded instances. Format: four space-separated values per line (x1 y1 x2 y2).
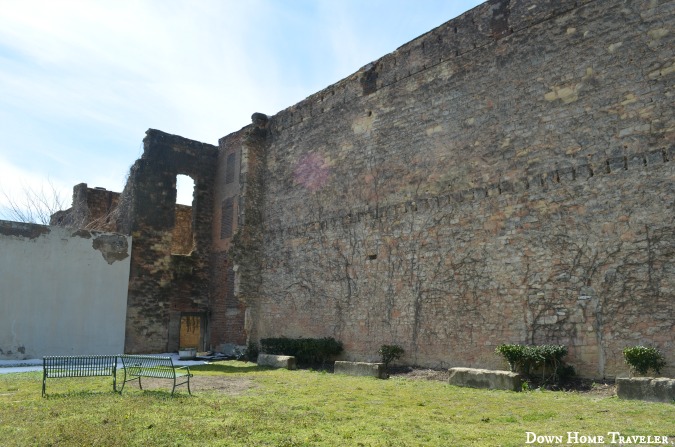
225 152 236 184
176 175 194 206
220 197 234 239
172 174 196 255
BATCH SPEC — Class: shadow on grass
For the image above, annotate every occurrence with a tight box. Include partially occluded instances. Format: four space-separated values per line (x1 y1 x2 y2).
189 362 269 374
44 389 120 399
125 389 192 399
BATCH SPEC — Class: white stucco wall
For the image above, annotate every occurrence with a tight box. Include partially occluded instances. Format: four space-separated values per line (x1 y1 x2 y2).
0 220 131 359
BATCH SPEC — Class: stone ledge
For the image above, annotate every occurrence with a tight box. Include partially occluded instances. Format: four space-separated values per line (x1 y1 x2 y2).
616 377 675 403
257 353 297 370
334 361 387 379
448 367 522 391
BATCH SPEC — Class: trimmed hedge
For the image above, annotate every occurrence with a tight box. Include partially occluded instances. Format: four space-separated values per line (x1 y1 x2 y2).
260 337 343 366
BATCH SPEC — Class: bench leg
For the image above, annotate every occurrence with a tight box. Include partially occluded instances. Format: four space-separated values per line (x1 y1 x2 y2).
170 377 191 396
119 369 126 393
119 376 141 394
119 371 140 394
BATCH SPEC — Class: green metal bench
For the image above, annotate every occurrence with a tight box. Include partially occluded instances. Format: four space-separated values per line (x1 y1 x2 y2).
120 355 193 395
42 355 117 397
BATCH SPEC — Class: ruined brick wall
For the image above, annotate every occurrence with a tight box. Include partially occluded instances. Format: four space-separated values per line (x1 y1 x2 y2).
53 177 206 352
50 184 120 231
209 130 244 348
82 186 120 231
225 0 674 378
212 115 270 348
121 129 218 353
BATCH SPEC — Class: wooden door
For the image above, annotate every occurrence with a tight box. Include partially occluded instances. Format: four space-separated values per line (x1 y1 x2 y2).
179 314 202 349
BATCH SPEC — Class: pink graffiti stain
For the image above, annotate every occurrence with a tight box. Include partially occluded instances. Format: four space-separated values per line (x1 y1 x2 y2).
294 152 331 192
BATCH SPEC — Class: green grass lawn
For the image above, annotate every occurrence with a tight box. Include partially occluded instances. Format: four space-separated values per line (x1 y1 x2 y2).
1 361 673 446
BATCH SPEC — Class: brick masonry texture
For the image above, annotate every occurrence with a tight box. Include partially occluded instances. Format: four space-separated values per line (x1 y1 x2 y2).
220 0 674 378
51 183 120 231
172 205 193 255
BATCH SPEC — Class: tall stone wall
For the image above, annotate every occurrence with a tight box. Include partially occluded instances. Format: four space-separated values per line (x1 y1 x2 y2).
52 0 672 372
226 0 674 378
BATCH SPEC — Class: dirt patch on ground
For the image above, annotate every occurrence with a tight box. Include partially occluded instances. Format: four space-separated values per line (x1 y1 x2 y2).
130 366 615 398
555 378 616 398
124 376 255 395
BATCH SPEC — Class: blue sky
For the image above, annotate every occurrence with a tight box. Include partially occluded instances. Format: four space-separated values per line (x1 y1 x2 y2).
0 0 484 212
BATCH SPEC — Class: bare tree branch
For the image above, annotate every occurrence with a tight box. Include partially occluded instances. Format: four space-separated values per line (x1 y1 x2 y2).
0 179 67 225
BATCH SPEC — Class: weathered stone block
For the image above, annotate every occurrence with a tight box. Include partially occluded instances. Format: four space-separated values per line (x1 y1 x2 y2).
616 377 675 403
257 354 297 370
334 361 387 379
448 367 522 391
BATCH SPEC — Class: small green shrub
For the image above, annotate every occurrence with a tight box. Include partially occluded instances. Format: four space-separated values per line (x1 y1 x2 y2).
623 346 666 376
379 345 404 370
495 344 570 384
260 337 343 366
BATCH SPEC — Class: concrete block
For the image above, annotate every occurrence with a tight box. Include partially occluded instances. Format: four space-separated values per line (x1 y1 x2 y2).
616 377 675 403
448 367 522 391
334 361 387 379
257 353 297 370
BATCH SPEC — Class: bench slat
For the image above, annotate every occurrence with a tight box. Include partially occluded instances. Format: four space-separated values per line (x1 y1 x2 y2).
120 355 192 396
42 355 117 397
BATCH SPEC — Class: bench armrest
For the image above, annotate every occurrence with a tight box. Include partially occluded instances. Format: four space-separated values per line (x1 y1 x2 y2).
175 365 192 374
